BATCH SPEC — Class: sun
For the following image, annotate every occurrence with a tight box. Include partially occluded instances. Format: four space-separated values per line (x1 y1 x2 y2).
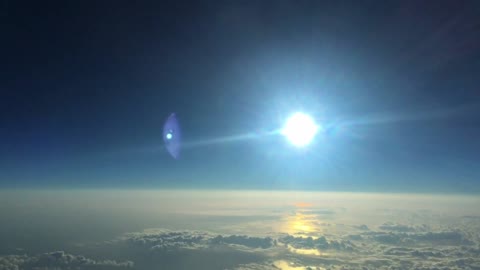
281 112 319 147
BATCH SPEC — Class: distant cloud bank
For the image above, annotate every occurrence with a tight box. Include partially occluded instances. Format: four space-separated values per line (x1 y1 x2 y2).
0 191 479 269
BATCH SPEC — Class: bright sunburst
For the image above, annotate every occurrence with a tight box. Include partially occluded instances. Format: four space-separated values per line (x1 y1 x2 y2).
281 112 319 147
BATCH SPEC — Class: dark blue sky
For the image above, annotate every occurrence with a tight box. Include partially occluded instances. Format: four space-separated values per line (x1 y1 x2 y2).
1 1 479 192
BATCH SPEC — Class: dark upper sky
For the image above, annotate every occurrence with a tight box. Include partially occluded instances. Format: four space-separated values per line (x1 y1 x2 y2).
1 0 479 192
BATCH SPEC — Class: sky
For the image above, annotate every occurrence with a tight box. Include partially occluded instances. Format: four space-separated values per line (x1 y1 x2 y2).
1 1 480 192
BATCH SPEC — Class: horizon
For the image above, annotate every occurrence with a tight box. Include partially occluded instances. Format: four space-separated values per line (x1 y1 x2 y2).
2 188 480 196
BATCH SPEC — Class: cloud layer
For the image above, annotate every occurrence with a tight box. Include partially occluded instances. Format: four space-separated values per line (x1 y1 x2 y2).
0 251 133 270
1 191 479 270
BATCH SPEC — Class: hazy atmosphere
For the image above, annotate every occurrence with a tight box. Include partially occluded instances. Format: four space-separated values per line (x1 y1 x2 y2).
1 1 480 269
1 191 480 269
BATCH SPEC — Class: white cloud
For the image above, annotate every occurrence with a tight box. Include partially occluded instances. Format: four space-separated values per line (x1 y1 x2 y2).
121 229 275 250
103 225 480 270
364 230 473 246
378 222 420 232
278 235 356 252
1 191 480 270
0 251 133 270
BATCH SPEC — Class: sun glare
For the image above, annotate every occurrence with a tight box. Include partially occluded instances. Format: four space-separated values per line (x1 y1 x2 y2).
281 112 319 147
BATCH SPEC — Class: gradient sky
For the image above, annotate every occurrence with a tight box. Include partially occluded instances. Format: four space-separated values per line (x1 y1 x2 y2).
1 1 479 192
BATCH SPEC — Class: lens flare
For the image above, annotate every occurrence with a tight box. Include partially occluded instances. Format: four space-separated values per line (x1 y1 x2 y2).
163 113 181 159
